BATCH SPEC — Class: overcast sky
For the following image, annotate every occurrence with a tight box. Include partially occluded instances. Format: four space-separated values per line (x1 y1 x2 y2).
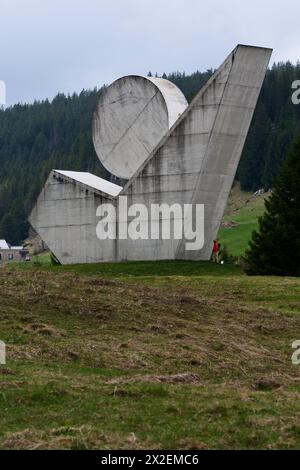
1 0 299 106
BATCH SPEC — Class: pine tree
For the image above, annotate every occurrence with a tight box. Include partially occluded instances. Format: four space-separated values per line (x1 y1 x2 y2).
244 135 300 276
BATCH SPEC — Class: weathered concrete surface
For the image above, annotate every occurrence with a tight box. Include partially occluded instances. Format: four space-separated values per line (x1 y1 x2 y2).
29 171 121 264
30 45 272 265
93 75 187 179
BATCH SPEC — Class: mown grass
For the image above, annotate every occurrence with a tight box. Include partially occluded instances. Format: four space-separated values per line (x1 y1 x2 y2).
1 261 300 450
25 258 241 277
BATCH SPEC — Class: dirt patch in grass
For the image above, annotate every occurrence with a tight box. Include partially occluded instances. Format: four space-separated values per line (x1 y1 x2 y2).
2 426 149 450
23 323 65 337
108 372 201 385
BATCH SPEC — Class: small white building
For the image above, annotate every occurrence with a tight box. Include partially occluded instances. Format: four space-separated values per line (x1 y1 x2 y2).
0 240 27 263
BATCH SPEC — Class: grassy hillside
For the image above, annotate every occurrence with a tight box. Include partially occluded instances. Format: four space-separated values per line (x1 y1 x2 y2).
219 185 268 257
1 261 300 450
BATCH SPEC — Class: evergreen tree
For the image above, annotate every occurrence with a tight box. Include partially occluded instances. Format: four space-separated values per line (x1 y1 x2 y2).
244 135 300 276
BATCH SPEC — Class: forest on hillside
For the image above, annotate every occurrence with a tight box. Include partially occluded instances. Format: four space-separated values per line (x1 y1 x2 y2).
0 63 300 244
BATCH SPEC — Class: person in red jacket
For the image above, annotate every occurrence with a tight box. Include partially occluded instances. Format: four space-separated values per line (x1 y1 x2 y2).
212 239 220 263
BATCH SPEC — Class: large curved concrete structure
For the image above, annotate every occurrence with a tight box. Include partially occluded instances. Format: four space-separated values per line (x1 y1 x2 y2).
29 45 272 265
93 75 188 179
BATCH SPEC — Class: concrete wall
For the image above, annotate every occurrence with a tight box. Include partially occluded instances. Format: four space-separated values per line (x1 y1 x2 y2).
29 171 117 264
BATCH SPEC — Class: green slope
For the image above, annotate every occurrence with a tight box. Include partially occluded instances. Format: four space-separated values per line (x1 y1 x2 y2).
218 188 267 258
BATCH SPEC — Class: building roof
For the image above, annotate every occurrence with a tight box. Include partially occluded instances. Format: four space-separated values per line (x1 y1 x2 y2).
53 170 123 197
0 240 9 249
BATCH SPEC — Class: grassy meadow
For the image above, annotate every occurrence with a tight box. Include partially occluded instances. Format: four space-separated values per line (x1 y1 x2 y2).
1 259 300 449
1 188 300 450
219 186 267 258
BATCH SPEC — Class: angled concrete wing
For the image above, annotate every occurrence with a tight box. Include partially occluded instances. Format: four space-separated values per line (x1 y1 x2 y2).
29 170 122 264
119 45 272 261
29 45 272 264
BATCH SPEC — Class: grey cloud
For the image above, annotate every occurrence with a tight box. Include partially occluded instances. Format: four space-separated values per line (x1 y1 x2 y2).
0 0 299 105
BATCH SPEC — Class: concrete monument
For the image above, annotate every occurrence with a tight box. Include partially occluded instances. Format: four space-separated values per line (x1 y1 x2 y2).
29 45 272 264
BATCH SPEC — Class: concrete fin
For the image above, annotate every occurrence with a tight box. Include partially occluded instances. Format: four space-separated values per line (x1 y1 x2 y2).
120 45 272 261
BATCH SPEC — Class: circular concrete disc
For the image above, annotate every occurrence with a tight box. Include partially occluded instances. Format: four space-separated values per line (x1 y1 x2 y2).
93 75 188 179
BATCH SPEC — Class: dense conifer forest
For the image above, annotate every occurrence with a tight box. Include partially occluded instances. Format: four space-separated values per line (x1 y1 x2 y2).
0 63 300 243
